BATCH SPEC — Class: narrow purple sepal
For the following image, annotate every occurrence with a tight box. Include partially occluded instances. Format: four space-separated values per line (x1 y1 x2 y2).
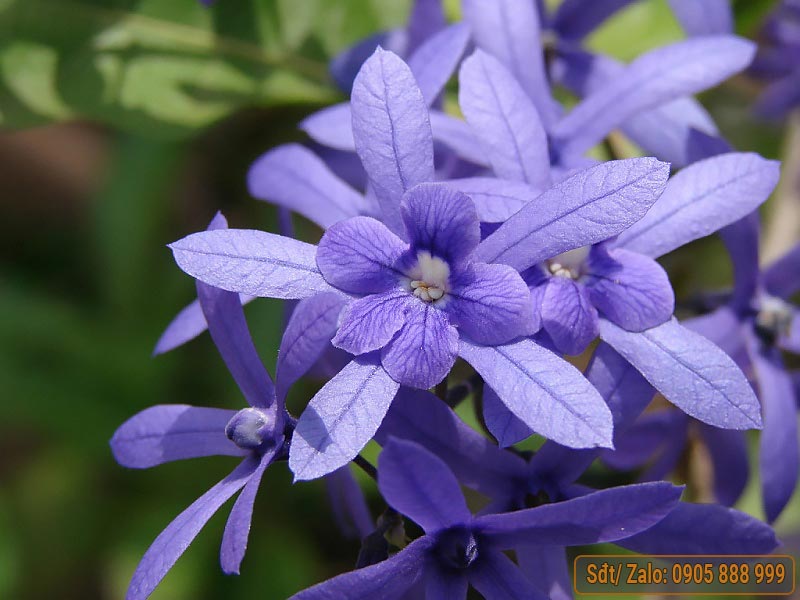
469 550 549 600
407 23 471 105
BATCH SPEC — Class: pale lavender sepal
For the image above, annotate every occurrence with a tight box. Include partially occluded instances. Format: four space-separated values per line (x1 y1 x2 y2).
169 229 333 299
126 455 259 600
458 50 550 189
289 357 399 481
613 153 780 259
553 36 756 158
110 405 244 469
668 0 734 36
407 23 471 105
247 144 372 229
459 338 614 449
763 243 800 300
475 158 670 271
301 103 356 151
220 450 274 574
381 303 459 389
428 111 488 166
351 48 435 234
275 292 346 401
406 0 447 55
599 318 763 430
379 438 471 533
446 177 538 222
483 384 534 447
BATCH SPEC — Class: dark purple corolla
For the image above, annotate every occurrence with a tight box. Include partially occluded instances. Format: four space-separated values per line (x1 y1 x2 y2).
290 438 683 600
111 215 369 599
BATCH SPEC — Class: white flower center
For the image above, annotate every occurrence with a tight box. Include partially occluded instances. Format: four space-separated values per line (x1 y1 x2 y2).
546 247 590 279
406 251 450 303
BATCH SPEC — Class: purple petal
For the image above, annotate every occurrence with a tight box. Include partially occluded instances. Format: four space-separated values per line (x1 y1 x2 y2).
540 277 599 355
407 23 471 105
669 0 734 36
247 144 372 229
621 502 778 555
476 482 682 548
126 456 259 600
169 229 332 299
613 153 780 259
599 318 762 430
401 183 480 263
469 550 549 600
446 177 538 222
721 212 761 310
332 291 411 355
288 537 432 600
381 303 459 389
378 438 470 533
552 36 756 158
275 292 346 401
316 216 407 295
352 48 434 234
684 306 748 365
516 546 572 600
110 405 244 469
746 333 799 522
755 72 800 120
197 278 276 410
462 0 558 126
475 158 670 271
459 338 613 449
671 0 734 36
406 0 447 55
764 243 800 300
376 389 528 499
330 31 406 94
603 410 684 471
428 111 489 166
483 384 534 447
220 450 274 574
301 103 356 151
446 262 533 346
552 0 637 39
426 573 469 600
325 465 374 539
698 424 749 507
289 357 399 481
584 246 674 332
458 50 550 189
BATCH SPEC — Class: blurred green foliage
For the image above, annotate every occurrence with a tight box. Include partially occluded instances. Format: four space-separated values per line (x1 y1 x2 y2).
0 0 795 599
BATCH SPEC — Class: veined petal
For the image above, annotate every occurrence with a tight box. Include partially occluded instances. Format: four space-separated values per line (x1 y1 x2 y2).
381 303 459 389
446 177 538 222
169 229 332 299
541 277 599 355
459 338 613 449
446 262 533 346
289 357 399 481
462 0 558 126
475 482 682 548
248 144 372 229
126 456 259 600
469 550 549 600
288 537 432 600
401 183 480 263
111 405 244 469
317 216 407 294
584 247 674 332
220 450 275 574
475 158 670 271
407 23 471 105
379 438 470 533
620 502 778 555
599 318 762 430
275 293 346 401
613 153 780 259
352 48 435 234
332 291 411 355
553 36 756 157
376 389 528 499
458 50 550 189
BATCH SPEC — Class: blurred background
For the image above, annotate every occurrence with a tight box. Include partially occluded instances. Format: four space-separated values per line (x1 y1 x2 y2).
0 0 797 598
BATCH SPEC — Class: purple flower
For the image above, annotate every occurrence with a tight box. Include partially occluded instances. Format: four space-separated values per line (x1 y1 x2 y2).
111 214 366 599
290 437 683 600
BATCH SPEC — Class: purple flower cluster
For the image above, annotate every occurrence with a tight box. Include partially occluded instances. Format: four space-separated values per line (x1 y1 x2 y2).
113 1 794 598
